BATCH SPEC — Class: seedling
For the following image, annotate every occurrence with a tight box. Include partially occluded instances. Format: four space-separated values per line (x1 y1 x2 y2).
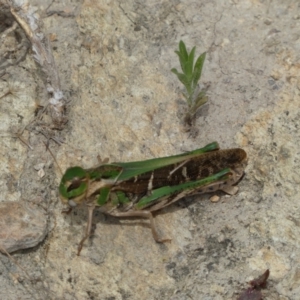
171 40 207 126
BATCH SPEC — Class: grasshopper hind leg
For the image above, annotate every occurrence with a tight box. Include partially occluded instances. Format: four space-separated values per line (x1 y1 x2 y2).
77 208 170 255
77 204 95 256
113 210 171 243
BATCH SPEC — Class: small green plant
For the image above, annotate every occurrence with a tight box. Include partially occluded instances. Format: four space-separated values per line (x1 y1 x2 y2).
171 40 207 126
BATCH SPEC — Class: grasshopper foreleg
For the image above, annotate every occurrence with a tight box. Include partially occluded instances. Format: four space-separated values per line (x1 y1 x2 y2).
77 204 95 256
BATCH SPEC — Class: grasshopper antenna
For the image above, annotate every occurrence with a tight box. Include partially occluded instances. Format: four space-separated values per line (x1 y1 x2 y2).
43 141 63 176
43 142 73 215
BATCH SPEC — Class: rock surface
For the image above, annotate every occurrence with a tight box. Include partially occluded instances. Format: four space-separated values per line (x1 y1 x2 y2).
0 0 299 299
0 202 47 253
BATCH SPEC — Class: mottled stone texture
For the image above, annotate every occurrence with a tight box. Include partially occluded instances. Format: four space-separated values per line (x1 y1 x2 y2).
0 0 299 299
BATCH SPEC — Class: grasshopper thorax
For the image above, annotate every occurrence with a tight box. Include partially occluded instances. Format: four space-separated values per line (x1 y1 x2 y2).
59 166 90 206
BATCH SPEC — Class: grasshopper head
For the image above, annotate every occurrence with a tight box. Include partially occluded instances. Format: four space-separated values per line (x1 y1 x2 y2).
59 166 89 207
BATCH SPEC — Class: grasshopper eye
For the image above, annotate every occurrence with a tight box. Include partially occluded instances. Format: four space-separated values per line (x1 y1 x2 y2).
59 167 89 200
67 178 84 192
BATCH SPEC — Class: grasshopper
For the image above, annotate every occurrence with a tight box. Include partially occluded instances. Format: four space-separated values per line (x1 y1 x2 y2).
59 142 247 255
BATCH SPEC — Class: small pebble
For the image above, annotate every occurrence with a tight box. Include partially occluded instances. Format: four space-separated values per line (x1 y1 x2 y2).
210 195 220 203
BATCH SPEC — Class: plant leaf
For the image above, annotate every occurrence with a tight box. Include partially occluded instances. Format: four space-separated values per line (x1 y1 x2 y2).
190 94 208 115
179 40 188 61
192 52 206 89
178 41 188 73
186 46 196 79
174 50 187 74
171 68 190 92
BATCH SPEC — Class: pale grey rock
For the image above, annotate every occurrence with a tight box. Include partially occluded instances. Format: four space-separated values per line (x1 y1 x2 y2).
0 202 47 253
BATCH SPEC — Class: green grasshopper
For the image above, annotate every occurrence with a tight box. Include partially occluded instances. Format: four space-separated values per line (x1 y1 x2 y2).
59 142 247 255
